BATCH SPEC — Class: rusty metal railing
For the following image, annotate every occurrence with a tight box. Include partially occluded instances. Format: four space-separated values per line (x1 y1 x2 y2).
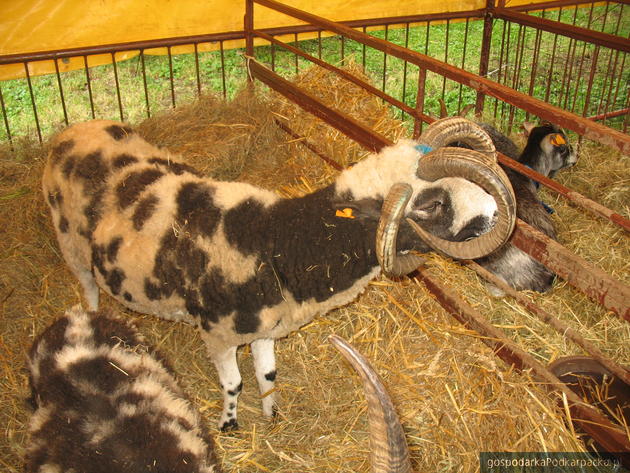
0 31 246 143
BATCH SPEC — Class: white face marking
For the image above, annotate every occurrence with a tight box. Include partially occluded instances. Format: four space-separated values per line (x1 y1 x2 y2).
431 177 497 236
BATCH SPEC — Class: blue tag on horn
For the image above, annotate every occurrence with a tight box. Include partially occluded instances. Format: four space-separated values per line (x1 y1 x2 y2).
415 144 433 154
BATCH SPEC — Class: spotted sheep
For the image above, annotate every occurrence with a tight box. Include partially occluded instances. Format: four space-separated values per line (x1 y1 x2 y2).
42 117 516 430
25 307 413 473
25 306 221 473
453 121 577 294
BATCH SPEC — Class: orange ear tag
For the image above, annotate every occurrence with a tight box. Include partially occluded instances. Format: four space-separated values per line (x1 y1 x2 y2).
335 208 355 219
550 134 566 146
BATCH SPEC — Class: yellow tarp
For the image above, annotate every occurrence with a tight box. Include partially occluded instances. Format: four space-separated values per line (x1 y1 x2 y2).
0 0 549 81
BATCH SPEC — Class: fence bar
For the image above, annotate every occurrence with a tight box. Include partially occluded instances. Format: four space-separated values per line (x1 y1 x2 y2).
0 85 12 143
245 0 254 57
457 18 470 113
401 23 410 120
274 119 343 171
252 0 630 152
512 0 606 12
53 59 69 126
341 35 345 63
526 28 543 121
167 47 176 108
511 221 629 320
83 55 96 119
23 63 42 143
382 25 388 94
441 20 449 100
414 68 427 138
508 23 526 131
361 26 367 68
494 7 630 52
194 43 201 96
220 41 227 98
589 107 630 121
111 53 124 121
140 51 150 118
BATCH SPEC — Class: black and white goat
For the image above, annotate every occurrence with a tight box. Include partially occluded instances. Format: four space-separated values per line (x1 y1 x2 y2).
452 120 577 294
26 306 221 473
25 307 414 473
42 117 516 430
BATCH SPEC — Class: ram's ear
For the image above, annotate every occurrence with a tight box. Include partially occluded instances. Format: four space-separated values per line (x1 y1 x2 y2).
332 198 383 221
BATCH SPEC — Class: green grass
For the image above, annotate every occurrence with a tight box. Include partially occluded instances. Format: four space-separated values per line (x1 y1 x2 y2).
0 48 249 141
0 3 627 143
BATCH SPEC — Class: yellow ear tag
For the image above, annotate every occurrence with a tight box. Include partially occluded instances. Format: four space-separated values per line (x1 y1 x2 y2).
335 208 355 219
550 134 566 146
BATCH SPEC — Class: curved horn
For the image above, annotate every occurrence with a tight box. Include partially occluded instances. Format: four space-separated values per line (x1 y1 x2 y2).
419 116 497 161
328 335 412 473
376 183 425 278
411 146 516 259
410 117 516 260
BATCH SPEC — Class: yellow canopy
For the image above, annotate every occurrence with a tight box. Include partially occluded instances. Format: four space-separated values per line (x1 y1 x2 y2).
0 0 542 81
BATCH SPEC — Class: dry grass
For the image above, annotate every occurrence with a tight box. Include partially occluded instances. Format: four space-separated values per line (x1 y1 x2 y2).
0 63 628 472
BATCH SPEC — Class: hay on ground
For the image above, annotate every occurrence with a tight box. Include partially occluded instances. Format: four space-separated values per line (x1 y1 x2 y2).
0 63 628 472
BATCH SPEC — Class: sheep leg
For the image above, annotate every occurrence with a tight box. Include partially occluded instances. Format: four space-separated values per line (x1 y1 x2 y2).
213 345 242 431
251 338 277 418
76 268 99 310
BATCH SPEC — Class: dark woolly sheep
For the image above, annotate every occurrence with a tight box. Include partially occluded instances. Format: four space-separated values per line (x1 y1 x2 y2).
26 306 221 473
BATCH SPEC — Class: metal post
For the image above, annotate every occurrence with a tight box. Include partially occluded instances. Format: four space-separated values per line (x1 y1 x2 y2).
476 0 495 116
245 0 254 59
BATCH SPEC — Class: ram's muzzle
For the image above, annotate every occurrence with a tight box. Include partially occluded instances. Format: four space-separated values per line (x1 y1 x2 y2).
376 117 517 278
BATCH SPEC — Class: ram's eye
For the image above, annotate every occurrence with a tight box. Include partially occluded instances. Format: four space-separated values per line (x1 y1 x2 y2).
419 201 442 212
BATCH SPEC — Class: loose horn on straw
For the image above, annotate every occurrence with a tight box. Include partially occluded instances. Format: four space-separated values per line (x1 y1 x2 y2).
329 335 412 473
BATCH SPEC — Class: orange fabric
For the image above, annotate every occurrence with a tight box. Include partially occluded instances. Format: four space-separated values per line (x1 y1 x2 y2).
0 0 561 80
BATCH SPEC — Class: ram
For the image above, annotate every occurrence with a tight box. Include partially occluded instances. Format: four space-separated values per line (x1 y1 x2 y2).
25 306 221 473
42 117 516 430
456 121 577 294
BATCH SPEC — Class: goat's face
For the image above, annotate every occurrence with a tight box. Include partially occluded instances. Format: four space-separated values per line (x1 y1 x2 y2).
375 118 517 277
523 122 577 177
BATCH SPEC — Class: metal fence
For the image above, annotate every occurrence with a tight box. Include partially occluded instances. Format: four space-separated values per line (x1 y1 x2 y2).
0 0 627 144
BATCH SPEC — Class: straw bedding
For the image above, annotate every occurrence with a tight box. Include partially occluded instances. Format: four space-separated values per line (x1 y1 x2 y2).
0 63 628 472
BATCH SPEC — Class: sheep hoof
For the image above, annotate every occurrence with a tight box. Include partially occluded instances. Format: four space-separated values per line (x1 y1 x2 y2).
220 418 239 432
